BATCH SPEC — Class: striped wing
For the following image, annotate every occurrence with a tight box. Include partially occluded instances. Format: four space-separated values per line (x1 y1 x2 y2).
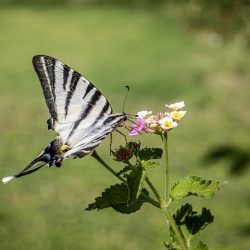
33 55 125 158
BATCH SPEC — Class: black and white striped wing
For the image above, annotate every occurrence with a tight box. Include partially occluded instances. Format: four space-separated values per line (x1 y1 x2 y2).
33 55 125 158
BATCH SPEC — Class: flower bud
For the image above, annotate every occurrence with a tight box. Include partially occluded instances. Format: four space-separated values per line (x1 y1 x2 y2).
112 145 133 162
128 141 141 154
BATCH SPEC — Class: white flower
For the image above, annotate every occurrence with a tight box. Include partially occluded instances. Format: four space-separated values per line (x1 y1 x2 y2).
166 101 185 110
2 176 15 184
159 117 178 130
170 110 187 121
136 111 152 119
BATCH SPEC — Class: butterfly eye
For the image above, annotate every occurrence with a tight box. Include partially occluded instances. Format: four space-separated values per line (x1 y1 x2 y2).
40 154 51 162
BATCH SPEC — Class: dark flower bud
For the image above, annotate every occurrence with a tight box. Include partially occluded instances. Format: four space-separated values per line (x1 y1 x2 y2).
128 141 141 154
112 145 133 163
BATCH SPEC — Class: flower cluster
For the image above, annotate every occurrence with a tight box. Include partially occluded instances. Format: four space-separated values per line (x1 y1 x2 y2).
129 101 186 136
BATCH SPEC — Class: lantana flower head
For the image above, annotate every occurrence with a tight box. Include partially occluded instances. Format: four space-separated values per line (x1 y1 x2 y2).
129 101 186 136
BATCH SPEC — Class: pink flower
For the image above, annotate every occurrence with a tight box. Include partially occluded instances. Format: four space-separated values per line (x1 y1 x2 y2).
129 118 146 136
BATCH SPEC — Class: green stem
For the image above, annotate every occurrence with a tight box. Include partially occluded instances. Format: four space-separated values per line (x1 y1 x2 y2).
162 133 169 202
162 133 188 250
92 151 161 208
163 208 188 250
145 177 163 205
92 151 125 183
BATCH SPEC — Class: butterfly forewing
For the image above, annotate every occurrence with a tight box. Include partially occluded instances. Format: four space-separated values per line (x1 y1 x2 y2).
32 55 125 158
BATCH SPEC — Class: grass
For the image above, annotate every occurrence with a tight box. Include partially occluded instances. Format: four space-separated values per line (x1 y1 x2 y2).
0 4 250 250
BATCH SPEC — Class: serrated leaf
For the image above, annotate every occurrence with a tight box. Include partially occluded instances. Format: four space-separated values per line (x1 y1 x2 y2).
163 241 177 250
141 160 159 169
190 240 208 250
85 196 110 211
117 166 131 176
173 204 214 234
127 166 146 203
173 203 193 224
186 207 213 234
170 203 212 250
138 147 163 161
170 175 224 202
85 183 149 214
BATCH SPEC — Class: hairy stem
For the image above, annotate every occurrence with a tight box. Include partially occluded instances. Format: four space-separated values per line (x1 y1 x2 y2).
145 177 163 205
162 134 187 249
92 151 160 208
92 151 125 183
162 133 169 202
163 208 188 250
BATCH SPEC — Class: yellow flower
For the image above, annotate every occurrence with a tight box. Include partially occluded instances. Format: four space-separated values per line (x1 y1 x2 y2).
170 110 186 121
159 117 178 131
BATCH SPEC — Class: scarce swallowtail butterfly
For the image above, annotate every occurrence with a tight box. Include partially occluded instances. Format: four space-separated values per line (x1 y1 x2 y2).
2 55 127 184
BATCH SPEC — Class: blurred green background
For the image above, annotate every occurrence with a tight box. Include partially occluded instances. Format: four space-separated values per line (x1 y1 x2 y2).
0 1 250 249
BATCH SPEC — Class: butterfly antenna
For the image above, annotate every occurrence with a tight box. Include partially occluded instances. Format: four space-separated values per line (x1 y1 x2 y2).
122 85 130 114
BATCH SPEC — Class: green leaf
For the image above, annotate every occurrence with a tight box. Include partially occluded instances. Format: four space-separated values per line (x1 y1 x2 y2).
170 175 224 202
138 147 163 161
85 183 149 214
170 203 212 250
85 196 110 211
127 166 146 203
163 242 176 249
141 160 159 169
173 204 214 234
116 166 131 176
185 207 214 234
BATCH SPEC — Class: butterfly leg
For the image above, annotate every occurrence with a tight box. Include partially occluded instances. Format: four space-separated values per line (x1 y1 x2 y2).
115 129 128 144
109 133 113 156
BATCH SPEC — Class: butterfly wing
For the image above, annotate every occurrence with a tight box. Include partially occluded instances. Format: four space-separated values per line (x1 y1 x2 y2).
33 55 125 158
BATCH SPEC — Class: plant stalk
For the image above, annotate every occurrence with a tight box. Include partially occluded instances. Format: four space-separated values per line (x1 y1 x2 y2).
162 133 169 202
92 151 124 183
145 177 163 205
163 208 188 250
162 133 187 249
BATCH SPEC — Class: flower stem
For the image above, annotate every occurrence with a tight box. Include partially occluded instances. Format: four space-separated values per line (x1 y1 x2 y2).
161 134 188 249
162 133 169 202
92 151 124 183
163 208 188 250
92 151 161 208
145 177 163 205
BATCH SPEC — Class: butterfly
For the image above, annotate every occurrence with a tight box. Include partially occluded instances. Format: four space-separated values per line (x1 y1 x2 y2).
2 55 127 183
